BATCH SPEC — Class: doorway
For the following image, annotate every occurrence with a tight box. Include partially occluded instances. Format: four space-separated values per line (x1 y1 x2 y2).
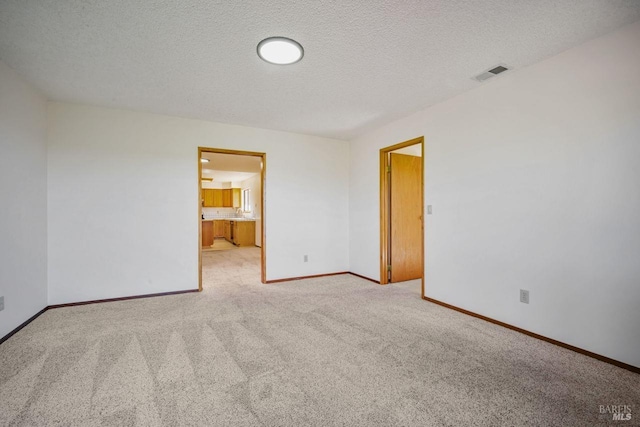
198 147 266 290
379 137 424 294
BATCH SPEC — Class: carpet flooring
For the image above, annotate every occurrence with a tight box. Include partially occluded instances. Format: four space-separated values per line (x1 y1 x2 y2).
202 238 239 252
0 247 638 426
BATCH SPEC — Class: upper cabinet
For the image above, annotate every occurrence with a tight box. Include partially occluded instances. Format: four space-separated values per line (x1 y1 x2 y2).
202 188 241 208
222 189 232 207
202 189 214 207
232 188 241 208
202 189 222 207
213 189 223 207
222 188 241 207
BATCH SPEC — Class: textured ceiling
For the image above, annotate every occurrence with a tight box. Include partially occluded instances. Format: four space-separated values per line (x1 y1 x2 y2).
201 152 261 183
202 152 262 173
201 170 257 184
1 1 639 140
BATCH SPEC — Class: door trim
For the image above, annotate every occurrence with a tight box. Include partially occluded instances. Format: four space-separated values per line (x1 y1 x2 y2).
379 137 424 295
198 147 267 290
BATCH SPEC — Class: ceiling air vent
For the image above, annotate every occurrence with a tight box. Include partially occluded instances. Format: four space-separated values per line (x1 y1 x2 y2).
474 64 510 82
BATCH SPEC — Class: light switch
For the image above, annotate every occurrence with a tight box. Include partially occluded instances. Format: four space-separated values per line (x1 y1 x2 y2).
427 205 432 215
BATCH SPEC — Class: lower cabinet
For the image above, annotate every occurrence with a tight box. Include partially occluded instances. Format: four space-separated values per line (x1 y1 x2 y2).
213 220 224 238
202 221 213 247
221 220 255 246
233 221 255 246
223 220 231 242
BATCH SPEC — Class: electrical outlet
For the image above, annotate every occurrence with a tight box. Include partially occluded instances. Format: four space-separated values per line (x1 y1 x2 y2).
304 255 308 262
0 296 4 311
520 289 529 304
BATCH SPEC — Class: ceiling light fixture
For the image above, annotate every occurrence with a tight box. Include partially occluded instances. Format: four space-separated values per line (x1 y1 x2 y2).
257 37 304 65
200 158 209 163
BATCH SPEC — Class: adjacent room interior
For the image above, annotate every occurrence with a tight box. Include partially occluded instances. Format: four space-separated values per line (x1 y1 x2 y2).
199 149 265 290
1 1 639 425
379 138 424 294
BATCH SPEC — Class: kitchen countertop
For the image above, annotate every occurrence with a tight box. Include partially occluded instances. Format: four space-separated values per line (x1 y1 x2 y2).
202 218 256 222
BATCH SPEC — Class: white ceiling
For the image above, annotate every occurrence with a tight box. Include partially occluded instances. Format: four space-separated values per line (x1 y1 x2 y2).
201 152 262 173
1 1 639 140
202 170 257 183
201 152 261 183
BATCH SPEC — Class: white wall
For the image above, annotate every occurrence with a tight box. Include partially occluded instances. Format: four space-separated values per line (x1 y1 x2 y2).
393 144 422 157
47 103 349 304
349 21 640 367
240 174 262 246
0 61 48 338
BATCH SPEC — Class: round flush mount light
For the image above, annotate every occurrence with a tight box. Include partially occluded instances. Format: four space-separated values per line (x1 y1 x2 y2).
257 37 304 65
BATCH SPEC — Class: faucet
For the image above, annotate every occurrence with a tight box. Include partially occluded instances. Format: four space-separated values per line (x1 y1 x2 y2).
236 208 243 217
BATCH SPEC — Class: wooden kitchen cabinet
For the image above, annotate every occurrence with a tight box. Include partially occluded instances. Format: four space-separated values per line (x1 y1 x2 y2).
202 189 214 207
213 220 224 238
202 189 225 207
233 221 255 246
204 188 241 208
232 188 241 208
222 189 232 207
223 220 231 242
212 189 223 207
202 221 214 247
220 188 241 207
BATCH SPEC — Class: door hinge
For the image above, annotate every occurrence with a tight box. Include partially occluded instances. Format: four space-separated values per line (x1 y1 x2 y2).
386 165 391 173
387 264 392 271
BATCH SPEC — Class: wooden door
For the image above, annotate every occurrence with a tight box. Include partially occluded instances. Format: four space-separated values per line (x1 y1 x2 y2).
390 153 422 282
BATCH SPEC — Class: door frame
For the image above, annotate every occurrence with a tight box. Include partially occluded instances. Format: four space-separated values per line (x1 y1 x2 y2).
198 147 267 290
379 136 424 294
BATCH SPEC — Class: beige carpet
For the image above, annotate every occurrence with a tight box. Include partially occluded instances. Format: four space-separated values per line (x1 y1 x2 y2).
0 247 638 426
202 238 238 252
